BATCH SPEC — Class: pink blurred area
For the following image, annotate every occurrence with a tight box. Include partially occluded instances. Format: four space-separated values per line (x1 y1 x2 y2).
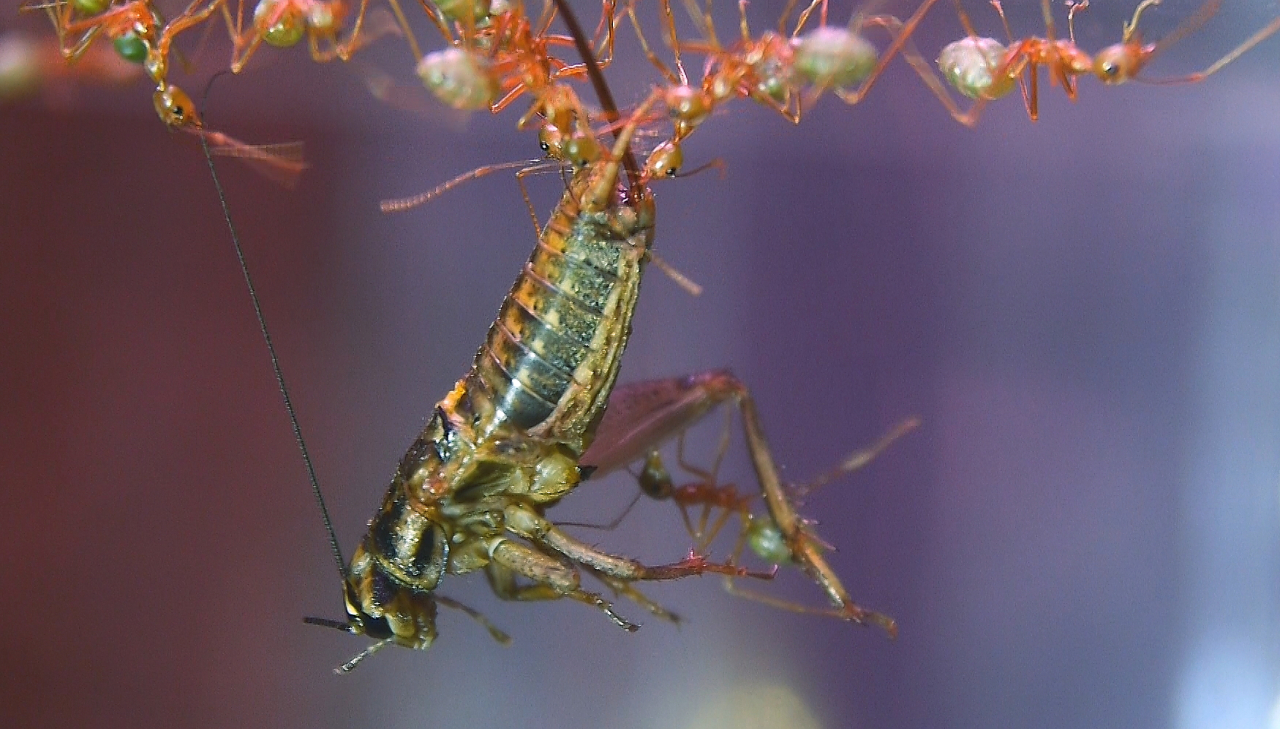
2 1 1279 727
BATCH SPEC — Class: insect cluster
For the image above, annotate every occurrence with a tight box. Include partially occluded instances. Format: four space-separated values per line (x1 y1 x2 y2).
18 0 1280 674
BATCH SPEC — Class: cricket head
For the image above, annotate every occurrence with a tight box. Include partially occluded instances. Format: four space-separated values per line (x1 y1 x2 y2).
302 541 444 673
344 541 443 647
305 495 452 671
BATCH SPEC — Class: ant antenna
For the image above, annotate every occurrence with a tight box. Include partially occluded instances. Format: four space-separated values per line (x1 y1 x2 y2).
1123 0 1162 42
792 417 921 497
197 78 350 586
559 490 646 530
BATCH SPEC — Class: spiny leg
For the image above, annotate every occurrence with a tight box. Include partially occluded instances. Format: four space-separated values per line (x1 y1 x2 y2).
504 503 771 582
435 595 512 644
732 395 899 634
583 370 910 635
486 540 641 631
590 568 683 623
722 569 897 636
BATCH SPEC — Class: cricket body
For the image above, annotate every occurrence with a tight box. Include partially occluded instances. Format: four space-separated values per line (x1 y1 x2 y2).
345 126 648 648
323 84 757 668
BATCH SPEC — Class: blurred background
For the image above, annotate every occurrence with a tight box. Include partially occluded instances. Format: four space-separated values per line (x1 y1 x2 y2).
1 0 1277 726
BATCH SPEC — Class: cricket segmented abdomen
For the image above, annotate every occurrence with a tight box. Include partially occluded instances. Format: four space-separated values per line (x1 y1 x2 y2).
463 191 647 442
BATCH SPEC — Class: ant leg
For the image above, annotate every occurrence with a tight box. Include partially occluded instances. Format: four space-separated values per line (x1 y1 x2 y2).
591 0 619 66
227 8 266 74
1160 14 1280 83
590 569 683 622
58 24 102 64
1066 0 1088 44
311 0 413 63
584 370 907 634
987 0 1036 117
795 417 920 496
412 0 455 42
515 163 547 238
865 18 989 126
994 0 1018 41
625 0 683 83
723 575 897 635
154 0 226 73
827 0 942 106
1026 57 1039 120
662 0 689 82
378 159 552 214
677 0 719 48
382 0 425 60
790 0 825 35
493 80 533 115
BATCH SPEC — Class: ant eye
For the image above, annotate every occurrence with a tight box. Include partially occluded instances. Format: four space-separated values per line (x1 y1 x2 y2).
1103 62 1118 77
539 141 550 151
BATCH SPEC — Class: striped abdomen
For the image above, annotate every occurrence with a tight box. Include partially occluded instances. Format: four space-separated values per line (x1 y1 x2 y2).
462 180 655 454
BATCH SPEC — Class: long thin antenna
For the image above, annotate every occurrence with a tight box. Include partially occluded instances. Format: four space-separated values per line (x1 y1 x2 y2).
550 0 643 192
198 133 350 585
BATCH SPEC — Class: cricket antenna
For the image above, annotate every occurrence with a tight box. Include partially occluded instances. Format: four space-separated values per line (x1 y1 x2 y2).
197 83 350 587
550 0 643 193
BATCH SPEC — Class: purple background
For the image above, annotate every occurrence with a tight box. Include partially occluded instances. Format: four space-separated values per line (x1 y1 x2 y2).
2 1 1278 727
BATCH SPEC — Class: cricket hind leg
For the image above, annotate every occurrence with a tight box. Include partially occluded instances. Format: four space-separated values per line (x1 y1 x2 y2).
584 369 915 636
589 569 683 624
504 502 772 583
485 545 642 632
732 393 912 636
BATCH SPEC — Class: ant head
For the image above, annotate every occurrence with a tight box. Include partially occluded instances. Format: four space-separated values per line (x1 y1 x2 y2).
663 85 710 137
540 123 602 169
638 451 675 499
1093 0 1170 84
562 131 602 169
538 123 566 159
1092 42 1146 84
643 140 683 180
152 84 202 129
